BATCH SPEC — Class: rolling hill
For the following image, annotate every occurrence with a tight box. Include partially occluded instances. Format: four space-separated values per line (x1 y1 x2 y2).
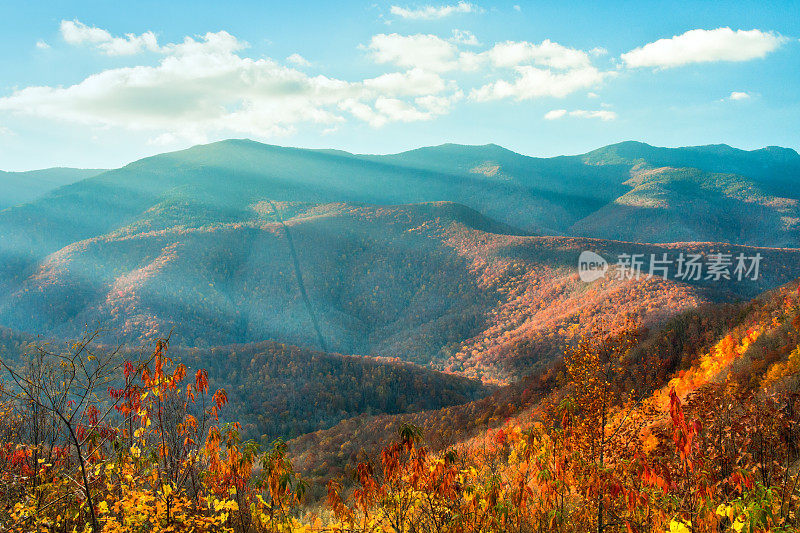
0 321 493 444
1 198 799 384
0 140 799 384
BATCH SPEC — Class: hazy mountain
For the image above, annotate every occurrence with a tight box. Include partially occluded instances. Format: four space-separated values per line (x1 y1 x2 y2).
0 140 796 270
574 142 800 245
1 199 798 383
0 139 798 383
583 141 800 192
0 167 105 211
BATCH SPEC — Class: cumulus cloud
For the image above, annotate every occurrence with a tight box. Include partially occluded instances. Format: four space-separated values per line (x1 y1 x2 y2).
339 91 462 127
621 27 786 69
367 33 610 101
544 108 617 121
390 2 478 20
471 66 608 101
3 21 615 141
61 19 160 56
366 33 480 72
485 40 592 69
159 31 245 56
363 68 450 96
0 26 459 140
728 91 751 100
571 109 617 120
544 109 567 120
35 40 50 50
479 41 606 103
368 35 592 72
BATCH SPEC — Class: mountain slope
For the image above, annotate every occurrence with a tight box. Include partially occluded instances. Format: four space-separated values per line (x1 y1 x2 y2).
583 141 800 193
2 139 798 294
569 165 800 245
2 200 799 384
287 278 800 490
170 340 492 440
0 167 105 210
0 323 492 443
1 139 799 383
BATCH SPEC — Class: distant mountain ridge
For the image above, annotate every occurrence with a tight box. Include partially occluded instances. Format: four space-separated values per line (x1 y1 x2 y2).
1 139 797 266
0 167 106 210
582 141 800 187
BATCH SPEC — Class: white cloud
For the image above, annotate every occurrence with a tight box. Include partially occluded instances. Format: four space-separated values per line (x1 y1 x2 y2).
544 108 617 121
544 109 567 120
390 2 479 20
60 19 160 56
286 53 311 67
728 91 751 100
416 91 463 114
366 34 609 101
338 90 461 127
621 27 786 69
3 22 613 141
473 40 609 101
571 109 617 120
471 65 608 101
450 29 480 46
147 132 179 146
513 5 521 11
363 68 450 96
338 98 430 128
1 27 461 141
366 33 480 72
60 19 113 45
159 31 245 57
486 40 591 69
35 40 50 50
376 97 435 122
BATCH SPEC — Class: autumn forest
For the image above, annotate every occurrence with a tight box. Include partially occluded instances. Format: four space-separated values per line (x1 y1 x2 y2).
2 140 800 533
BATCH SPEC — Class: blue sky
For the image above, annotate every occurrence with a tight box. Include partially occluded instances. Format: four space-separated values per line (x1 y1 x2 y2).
0 0 798 170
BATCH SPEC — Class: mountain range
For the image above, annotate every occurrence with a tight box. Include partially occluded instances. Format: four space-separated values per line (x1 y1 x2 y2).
0 138 799 441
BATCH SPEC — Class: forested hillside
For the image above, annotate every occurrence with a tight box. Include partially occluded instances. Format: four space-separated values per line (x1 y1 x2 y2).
3 199 799 383
3 280 799 532
170 340 492 440
1 140 800 531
